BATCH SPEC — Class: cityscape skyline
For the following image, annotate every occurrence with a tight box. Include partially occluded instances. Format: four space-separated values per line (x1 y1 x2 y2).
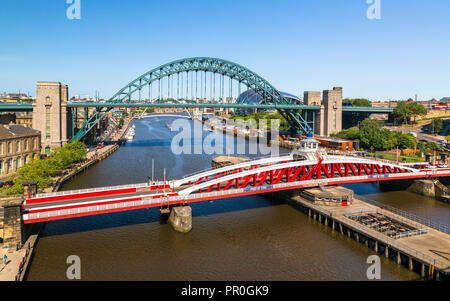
1 0 449 101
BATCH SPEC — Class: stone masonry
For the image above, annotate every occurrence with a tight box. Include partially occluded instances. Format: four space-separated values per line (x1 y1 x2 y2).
33 82 72 154
322 87 343 136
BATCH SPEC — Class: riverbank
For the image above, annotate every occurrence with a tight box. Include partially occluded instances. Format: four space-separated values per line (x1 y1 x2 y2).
0 226 39 281
45 116 135 193
0 116 136 281
26 114 445 281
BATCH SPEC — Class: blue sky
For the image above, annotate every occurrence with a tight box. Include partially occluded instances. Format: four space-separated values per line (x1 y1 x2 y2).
0 0 449 101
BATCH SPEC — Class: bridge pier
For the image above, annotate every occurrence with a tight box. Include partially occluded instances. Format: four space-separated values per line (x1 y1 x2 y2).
2 198 26 249
383 179 449 201
168 206 192 233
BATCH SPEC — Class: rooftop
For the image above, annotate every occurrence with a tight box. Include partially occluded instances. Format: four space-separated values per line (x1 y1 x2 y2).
0 124 40 138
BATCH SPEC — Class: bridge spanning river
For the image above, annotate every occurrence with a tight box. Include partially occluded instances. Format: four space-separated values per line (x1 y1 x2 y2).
25 115 449 281
22 146 450 224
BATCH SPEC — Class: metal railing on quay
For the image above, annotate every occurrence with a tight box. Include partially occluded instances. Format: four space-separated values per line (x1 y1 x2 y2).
356 194 450 235
342 216 448 270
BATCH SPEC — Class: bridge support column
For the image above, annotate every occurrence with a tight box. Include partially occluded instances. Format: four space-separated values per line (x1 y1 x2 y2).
407 180 436 198
323 87 342 136
2 198 25 249
168 206 192 233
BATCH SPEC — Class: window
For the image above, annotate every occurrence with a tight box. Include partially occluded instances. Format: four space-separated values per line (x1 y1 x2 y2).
46 96 51 103
0 143 3 155
16 157 21 169
24 139 28 151
16 141 20 153
46 107 51 139
23 156 27 165
7 142 12 154
7 159 12 172
0 161 2 175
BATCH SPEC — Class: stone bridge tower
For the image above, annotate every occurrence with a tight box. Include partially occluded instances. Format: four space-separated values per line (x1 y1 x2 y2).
33 82 72 154
304 87 343 137
322 87 343 136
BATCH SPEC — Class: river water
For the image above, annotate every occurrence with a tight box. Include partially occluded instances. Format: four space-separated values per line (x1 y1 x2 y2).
26 115 448 280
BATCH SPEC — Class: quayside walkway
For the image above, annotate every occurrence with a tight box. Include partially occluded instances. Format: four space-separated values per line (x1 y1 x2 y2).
289 194 450 280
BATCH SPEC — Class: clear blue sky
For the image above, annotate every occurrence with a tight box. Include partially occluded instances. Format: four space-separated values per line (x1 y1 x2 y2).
1 0 449 101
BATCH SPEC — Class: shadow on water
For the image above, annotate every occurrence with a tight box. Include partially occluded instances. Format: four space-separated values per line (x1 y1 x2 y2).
341 181 405 194
39 193 284 237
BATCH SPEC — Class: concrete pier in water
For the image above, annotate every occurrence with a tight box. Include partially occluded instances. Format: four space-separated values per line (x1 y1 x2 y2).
168 206 193 233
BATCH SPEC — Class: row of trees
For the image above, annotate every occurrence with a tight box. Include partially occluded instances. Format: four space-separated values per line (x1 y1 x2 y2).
343 98 372 107
2 142 87 196
334 119 417 151
334 118 446 152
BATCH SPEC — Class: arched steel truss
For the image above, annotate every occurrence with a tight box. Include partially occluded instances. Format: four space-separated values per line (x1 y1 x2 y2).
73 57 311 141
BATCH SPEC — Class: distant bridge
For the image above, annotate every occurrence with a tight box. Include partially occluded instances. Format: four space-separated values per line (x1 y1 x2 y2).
0 101 395 113
22 154 449 224
0 57 396 141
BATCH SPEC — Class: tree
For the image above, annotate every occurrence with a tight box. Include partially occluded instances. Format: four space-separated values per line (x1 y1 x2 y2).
393 101 427 125
409 102 427 123
429 118 444 134
118 118 124 129
2 142 87 196
392 101 411 124
332 127 360 140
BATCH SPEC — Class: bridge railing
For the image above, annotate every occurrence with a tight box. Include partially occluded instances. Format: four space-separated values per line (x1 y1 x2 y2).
179 154 288 180
356 194 450 235
33 182 156 199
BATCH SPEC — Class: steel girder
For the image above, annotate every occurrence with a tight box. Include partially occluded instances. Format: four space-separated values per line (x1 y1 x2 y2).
72 57 312 140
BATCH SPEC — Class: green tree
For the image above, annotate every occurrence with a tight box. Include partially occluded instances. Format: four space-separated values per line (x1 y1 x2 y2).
393 101 427 125
409 102 427 123
343 98 372 107
429 118 444 134
332 127 360 140
2 142 87 196
118 118 124 129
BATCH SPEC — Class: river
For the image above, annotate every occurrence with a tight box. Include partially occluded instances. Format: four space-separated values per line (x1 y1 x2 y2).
26 115 448 280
